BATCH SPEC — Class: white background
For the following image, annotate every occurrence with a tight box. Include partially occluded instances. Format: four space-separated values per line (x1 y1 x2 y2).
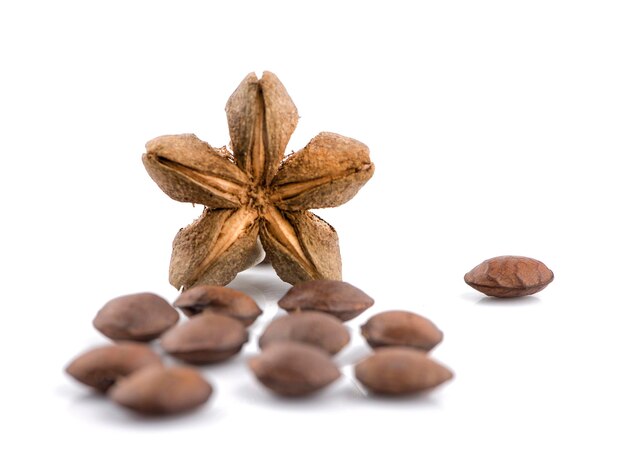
1 1 625 470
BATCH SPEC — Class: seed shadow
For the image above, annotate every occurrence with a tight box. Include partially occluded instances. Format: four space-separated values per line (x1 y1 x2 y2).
476 296 542 306
67 388 108 405
239 372 449 409
64 370 223 427
234 376 354 409
66 386 220 426
343 384 446 407
104 401 219 426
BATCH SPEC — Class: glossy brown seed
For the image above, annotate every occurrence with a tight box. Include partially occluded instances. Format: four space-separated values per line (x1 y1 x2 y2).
355 347 453 395
464 255 554 297
93 292 179 341
160 313 248 364
65 342 162 392
248 342 341 396
174 285 262 326
361 310 443 351
259 311 350 355
108 365 213 415
278 280 374 322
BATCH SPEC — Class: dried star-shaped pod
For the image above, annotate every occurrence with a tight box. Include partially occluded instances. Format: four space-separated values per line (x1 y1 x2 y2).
143 72 374 288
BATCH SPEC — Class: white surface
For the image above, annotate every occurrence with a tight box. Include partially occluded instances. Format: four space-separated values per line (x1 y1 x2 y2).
1 1 625 470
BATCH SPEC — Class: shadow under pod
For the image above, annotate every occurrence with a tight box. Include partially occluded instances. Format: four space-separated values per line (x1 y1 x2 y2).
228 265 291 306
475 295 542 306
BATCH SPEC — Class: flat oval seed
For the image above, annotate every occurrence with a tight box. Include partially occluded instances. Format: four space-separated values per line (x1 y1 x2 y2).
248 342 341 396
355 347 453 395
174 285 262 326
93 292 179 341
160 313 248 364
109 365 213 415
464 255 554 297
361 310 443 351
259 311 350 355
65 342 162 392
278 280 374 322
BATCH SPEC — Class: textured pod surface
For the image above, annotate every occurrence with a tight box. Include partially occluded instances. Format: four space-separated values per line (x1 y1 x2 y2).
259 311 350 355
355 347 453 395
109 365 213 415
464 255 554 297
174 285 262 326
260 210 342 285
143 133 248 208
143 72 374 288
65 342 162 392
271 132 374 210
93 293 179 341
278 280 374 321
248 342 341 396
169 208 261 289
361 311 443 351
160 313 248 364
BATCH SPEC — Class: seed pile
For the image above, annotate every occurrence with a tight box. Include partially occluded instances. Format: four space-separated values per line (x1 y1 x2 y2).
66 256 554 416
65 281 453 416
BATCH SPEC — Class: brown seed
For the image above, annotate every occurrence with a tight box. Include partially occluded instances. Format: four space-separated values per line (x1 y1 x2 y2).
174 285 262 326
361 310 443 351
464 255 554 297
108 365 213 415
278 280 374 322
259 311 350 355
160 313 248 364
355 347 453 395
93 292 179 342
248 342 341 396
65 342 162 392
